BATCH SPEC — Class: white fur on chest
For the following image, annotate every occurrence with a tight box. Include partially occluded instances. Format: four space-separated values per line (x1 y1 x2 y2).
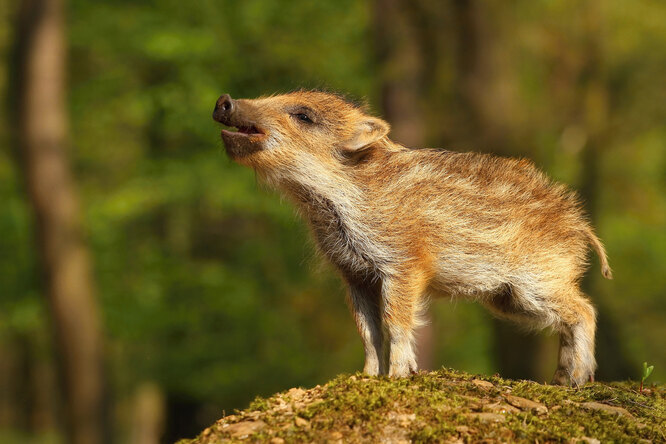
288 156 397 278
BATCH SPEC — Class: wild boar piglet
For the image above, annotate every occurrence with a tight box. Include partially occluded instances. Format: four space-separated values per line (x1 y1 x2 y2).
213 90 612 386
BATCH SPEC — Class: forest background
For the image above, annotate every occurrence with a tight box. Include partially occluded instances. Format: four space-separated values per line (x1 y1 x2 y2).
0 0 664 443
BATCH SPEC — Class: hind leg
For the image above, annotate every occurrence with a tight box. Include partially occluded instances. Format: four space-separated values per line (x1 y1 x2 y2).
551 292 597 387
484 283 597 386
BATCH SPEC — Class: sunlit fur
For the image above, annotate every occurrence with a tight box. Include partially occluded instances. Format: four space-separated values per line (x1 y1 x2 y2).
217 90 612 386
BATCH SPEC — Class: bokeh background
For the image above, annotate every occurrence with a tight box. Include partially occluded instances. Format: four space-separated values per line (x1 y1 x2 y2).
1 0 664 443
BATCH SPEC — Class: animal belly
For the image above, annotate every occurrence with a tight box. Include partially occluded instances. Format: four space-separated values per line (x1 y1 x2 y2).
430 256 507 300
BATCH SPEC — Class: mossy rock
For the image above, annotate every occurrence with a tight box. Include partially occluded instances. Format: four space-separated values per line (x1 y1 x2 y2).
179 368 665 443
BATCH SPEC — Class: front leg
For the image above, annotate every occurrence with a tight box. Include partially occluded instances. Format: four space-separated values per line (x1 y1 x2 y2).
382 275 425 377
347 280 386 375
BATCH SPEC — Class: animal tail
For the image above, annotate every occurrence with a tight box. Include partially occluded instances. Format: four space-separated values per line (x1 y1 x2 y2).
584 227 613 279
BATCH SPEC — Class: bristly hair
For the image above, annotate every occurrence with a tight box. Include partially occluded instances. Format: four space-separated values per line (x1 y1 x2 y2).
290 87 369 111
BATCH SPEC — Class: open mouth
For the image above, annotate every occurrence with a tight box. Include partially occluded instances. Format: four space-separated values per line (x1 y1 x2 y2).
219 122 267 159
221 124 265 138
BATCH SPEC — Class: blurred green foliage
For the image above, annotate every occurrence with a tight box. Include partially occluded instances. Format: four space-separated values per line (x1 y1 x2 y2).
66 0 377 410
0 0 664 441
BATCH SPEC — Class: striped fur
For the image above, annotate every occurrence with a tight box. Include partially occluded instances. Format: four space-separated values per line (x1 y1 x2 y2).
216 91 612 386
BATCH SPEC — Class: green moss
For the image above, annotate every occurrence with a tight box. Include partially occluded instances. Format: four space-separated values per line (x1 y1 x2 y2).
246 396 272 412
185 368 666 443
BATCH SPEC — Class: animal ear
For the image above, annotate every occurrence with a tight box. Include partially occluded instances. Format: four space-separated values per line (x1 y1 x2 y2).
345 117 390 151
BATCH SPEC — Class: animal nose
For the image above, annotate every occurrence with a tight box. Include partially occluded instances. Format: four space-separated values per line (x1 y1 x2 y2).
216 94 234 113
213 94 235 122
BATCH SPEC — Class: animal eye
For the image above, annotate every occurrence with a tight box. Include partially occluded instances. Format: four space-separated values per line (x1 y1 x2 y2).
293 113 313 123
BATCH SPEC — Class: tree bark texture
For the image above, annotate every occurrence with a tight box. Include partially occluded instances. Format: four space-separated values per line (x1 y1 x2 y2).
14 0 108 443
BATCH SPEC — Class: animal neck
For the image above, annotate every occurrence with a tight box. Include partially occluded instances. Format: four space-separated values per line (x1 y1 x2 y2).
283 177 358 224
276 154 395 276
281 154 363 215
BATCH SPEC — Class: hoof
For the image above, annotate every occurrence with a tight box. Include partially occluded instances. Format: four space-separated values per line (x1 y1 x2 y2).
551 369 572 386
551 369 593 387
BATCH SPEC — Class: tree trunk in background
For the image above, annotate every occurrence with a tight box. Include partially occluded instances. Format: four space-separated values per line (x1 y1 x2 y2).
373 0 436 371
14 0 107 443
374 0 426 148
452 0 550 382
451 0 522 156
130 383 165 444
576 1 635 381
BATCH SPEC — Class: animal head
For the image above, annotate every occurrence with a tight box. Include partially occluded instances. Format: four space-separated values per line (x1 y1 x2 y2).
212 90 391 182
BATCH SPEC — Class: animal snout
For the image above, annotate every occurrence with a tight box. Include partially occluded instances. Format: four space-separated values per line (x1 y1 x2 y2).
213 94 235 123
